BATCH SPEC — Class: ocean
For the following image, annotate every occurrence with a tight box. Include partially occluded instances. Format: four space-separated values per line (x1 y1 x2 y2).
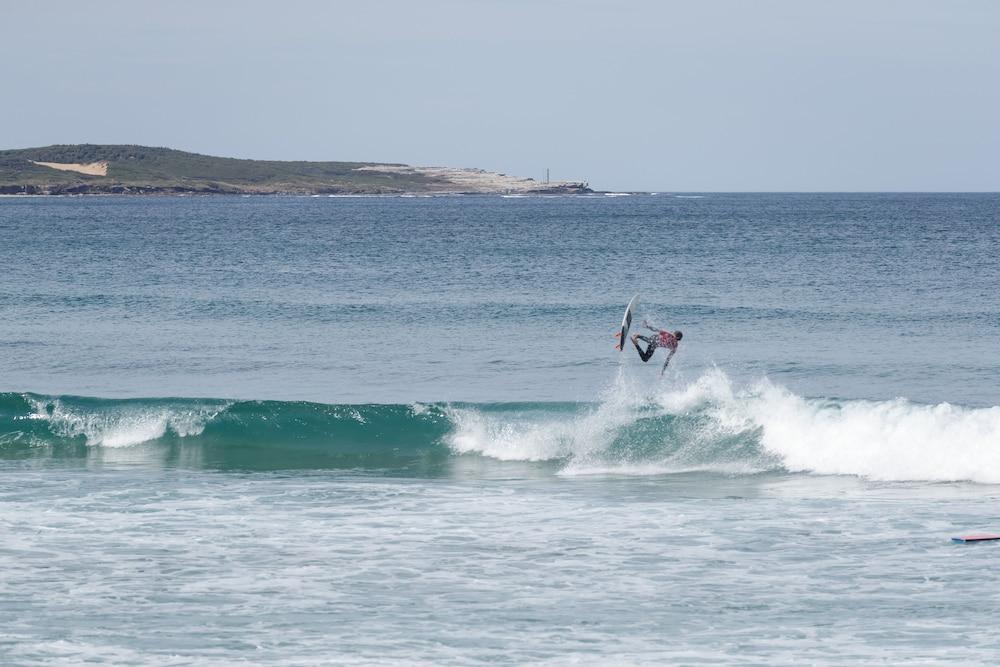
1 193 999 664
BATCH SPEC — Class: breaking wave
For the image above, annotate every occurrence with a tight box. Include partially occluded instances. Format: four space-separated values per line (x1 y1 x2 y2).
1 370 999 481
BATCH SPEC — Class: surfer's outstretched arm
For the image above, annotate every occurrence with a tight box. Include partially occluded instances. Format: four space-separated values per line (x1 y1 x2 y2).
660 349 676 375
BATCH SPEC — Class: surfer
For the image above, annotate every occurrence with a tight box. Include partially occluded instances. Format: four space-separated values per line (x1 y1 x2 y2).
631 321 682 374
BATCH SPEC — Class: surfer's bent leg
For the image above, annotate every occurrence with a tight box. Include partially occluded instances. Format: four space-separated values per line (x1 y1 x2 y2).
633 335 657 362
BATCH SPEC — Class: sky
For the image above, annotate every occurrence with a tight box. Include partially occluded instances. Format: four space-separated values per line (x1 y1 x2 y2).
2 0 998 191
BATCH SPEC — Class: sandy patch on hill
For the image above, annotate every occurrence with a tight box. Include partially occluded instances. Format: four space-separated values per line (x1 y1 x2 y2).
355 164 583 193
31 161 109 176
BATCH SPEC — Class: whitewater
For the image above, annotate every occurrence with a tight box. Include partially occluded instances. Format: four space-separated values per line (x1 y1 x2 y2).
2 194 1000 664
6 367 1000 483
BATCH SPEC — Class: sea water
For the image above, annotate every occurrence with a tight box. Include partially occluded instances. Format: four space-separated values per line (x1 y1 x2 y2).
1 194 999 664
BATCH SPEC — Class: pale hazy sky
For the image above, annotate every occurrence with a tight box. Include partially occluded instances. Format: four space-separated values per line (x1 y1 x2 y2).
2 0 998 191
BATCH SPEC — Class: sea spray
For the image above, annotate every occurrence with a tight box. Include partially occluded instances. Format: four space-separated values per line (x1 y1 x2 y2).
445 369 645 462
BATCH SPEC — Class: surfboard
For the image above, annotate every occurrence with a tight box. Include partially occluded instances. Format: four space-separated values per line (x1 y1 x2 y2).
952 534 1000 543
615 294 639 351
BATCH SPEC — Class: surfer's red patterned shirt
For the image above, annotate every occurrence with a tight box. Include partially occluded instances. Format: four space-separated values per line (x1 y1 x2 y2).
657 330 679 350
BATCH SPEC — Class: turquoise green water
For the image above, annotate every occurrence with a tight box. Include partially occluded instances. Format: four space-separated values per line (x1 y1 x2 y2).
2 194 1000 664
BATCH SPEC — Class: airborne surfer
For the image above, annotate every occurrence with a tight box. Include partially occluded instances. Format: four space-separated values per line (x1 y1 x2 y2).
631 320 682 375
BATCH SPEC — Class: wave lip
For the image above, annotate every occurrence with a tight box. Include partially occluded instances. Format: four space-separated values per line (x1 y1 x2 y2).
26 395 226 448
0 394 453 471
2 373 1000 482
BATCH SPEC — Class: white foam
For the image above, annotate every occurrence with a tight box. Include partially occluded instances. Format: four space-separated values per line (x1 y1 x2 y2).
445 368 1000 483
28 398 225 448
744 382 1000 482
445 371 644 462
668 373 1000 482
444 407 576 461
560 461 764 478
656 366 736 413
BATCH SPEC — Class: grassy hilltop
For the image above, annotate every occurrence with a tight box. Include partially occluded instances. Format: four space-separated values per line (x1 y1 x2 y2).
0 145 590 195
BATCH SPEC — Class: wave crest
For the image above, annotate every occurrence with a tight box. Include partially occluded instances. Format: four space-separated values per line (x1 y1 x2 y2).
2 373 1000 481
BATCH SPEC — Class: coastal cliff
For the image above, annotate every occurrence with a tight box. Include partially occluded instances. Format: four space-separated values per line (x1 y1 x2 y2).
0 145 592 195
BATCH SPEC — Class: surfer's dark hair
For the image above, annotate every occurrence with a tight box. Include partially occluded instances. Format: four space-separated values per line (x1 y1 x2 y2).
675 331 683 341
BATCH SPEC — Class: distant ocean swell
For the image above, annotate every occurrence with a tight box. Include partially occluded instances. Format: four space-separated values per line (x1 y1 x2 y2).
2 370 999 481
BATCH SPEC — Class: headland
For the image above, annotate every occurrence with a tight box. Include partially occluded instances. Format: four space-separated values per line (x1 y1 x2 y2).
0 145 591 196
